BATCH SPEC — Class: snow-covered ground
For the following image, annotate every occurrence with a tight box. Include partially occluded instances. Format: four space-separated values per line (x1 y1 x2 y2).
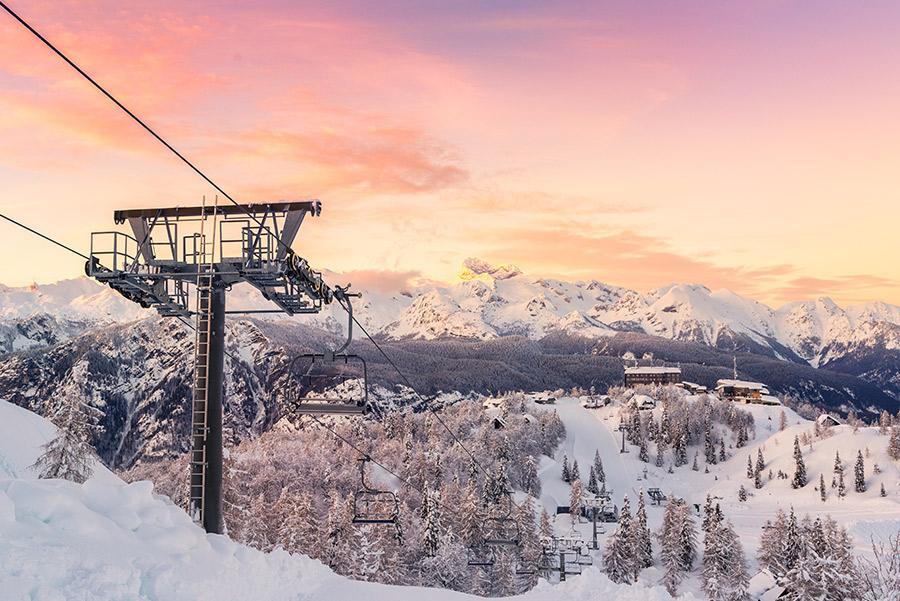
3 394 898 600
0 400 691 601
538 397 900 596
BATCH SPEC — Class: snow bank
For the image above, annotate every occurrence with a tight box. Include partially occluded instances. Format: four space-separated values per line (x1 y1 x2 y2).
0 400 692 600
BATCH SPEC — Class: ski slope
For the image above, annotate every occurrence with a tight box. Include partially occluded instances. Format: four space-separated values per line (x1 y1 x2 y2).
539 396 900 580
0 400 689 601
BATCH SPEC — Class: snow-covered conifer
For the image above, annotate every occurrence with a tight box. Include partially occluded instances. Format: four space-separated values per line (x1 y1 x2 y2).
791 435 807 489
631 490 653 570
31 397 102 483
888 426 900 461
593 449 606 483
819 473 827 502
702 512 749 601
561 454 571 482
569 478 584 524
855 450 866 493
639 436 649 463
602 495 635 583
587 465 599 495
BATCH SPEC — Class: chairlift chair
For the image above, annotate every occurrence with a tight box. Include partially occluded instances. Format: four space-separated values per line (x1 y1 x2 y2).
467 546 495 568
483 515 520 547
287 286 373 416
351 457 402 540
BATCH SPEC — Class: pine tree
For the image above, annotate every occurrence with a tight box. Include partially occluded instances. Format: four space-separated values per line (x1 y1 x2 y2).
593 450 606 483
837 470 846 498
702 513 749 601
820 473 827 502
539 508 553 540
571 459 581 482
738 485 747 502
719 439 726 463
422 488 443 557
675 433 688 467
659 499 689 595
661 405 671 445
705 425 717 464
833 450 843 474
587 465 600 495
639 437 649 463
459 480 483 548
756 448 765 474
737 424 748 448
655 442 665 468
702 495 715 532
561 454 571 483
791 435 807 489
692 452 700 471
515 497 541 590
631 490 653 570
747 455 754 479
603 495 635 584
520 454 540 496
880 482 887 497
888 426 900 461
678 500 698 571
31 397 102 483
754 466 763 490
855 450 866 493
569 479 584 524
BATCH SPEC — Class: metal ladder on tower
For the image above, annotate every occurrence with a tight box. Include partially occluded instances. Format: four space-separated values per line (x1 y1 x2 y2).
189 196 218 523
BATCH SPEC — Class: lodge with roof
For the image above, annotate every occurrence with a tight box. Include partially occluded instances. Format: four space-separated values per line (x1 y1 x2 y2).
623 366 682 387
714 379 781 405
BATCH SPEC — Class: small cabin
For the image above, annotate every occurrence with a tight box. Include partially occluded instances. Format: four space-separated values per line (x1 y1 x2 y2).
816 413 845 428
624 366 682 387
492 416 507 430
715 379 780 405
582 395 610 409
634 395 656 410
679 381 708 395
749 569 788 600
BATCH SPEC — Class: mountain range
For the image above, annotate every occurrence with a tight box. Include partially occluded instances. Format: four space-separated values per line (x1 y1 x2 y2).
0 259 897 469
2 259 899 396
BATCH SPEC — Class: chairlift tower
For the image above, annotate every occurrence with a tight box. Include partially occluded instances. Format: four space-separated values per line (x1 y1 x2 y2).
86 199 335 534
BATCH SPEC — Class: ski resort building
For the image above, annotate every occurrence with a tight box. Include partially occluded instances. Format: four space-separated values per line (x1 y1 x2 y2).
715 379 781 405
679 381 708 394
816 413 845 428
623 366 682 387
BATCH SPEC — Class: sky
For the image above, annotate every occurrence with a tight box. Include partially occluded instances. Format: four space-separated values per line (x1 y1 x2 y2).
0 0 898 307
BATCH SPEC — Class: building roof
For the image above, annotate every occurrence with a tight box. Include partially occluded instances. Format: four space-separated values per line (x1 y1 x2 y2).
625 366 682 375
716 379 767 390
817 413 845 426
749 569 786 601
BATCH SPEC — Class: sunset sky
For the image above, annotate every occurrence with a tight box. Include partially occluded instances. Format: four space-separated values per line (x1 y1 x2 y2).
0 1 898 306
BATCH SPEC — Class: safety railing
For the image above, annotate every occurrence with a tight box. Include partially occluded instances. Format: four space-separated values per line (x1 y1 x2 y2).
89 231 139 275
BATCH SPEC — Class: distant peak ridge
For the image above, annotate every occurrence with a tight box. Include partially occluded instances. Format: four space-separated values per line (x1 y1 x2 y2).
460 258 522 281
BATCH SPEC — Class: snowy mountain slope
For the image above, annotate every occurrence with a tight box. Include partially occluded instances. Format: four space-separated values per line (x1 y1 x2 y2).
2 265 897 365
536 396 900 596
0 399 691 601
1 261 898 400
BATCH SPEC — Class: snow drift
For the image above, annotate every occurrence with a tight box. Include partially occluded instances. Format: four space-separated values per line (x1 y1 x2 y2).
0 400 688 600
